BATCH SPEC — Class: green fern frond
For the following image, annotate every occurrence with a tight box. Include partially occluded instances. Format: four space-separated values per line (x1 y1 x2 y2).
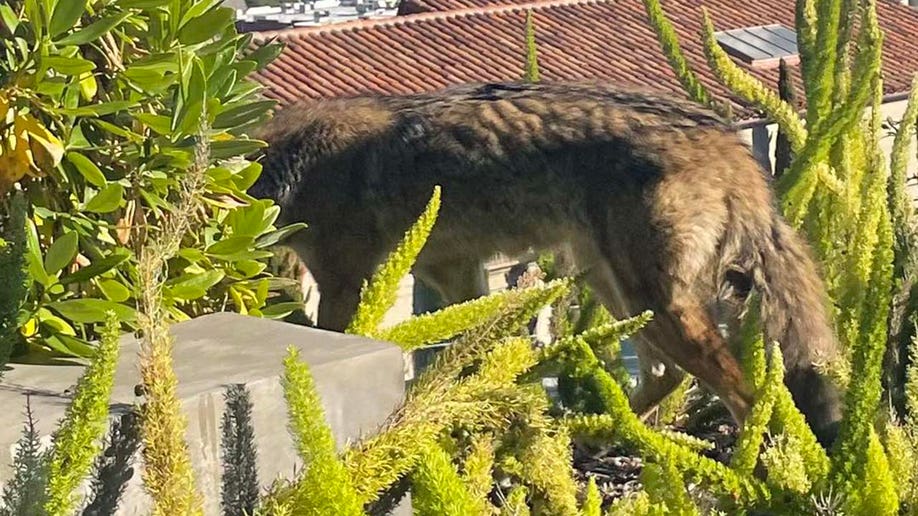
580 477 601 516
462 433 496 503
345 336 539 504
347 186 441 336
642 461 698 515
413 442 490 516
377 279 569 351
889 75 918 232
642 0 722 115
499 485 531 516
44 311 121 516
280 347 362 515
523 10 541 84
759 434 811 493
731 343 783 476
700 10 806 150
515 426 579 516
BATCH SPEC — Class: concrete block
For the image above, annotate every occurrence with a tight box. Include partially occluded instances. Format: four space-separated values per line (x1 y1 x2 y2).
0 312 406 515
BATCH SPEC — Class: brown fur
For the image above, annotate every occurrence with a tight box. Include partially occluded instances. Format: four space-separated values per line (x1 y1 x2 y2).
250 82 843 444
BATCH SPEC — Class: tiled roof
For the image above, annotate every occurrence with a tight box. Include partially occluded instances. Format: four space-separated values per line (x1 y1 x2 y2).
250 0 918 121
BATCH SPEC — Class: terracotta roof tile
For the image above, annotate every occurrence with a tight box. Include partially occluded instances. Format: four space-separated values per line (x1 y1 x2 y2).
251 0 918 121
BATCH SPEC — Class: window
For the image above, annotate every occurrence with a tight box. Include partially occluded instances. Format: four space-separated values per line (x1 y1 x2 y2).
715 24 799 68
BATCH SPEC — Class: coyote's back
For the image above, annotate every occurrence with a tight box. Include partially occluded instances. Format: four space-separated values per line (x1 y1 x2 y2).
251 82 843 445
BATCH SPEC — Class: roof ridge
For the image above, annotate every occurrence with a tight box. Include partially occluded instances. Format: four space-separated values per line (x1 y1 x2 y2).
250 0 606 41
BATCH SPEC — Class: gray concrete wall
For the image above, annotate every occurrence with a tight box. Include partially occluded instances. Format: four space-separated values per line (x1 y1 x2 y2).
0 313 407 515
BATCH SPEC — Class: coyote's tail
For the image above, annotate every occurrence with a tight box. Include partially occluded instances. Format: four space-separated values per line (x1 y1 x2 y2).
742 207 843 445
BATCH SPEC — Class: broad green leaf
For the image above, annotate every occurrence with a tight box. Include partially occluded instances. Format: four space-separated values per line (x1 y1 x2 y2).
177 247 206 262
66 151 106 187
246 41 284 72
44 55 95 75
232 162 263 192
174 58 207 135
44 333 95 358
135 113 172 135
44 230 79 275
61 248 131 284
57 100 134 117
0 4 19 33
206 235 254 256
97 278 131 302
260 301 303 319
166 269 225 300
120 0 171 8
234 260 266 278
213 100 275 130
25 219 51 286
49 0 85 38
179 0 222 28
255 223 307 249
177 6 233 45
210 138 267 159
47 299 135 323
84 183 124 213
229 202 268 237
55 11 132 46
38 308 76 336
92 119 143 141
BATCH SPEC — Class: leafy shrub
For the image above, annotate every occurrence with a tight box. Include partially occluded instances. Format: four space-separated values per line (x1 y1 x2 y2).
0 0 296 361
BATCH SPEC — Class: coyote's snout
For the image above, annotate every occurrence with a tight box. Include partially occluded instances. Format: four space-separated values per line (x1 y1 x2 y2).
250 81 843 445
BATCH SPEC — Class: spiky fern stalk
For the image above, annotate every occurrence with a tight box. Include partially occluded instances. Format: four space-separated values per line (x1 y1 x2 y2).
0 189 28 375
43 312 121 516
522 9 540 84
462 433 495 503
730 344 782 477
641 461 698 515
886 76 918 415
346 186 440 337
377 281 571 351
281 347 363 515
560 336 771 506
136 128 210 516
641 0 718 114
580 477 602 516
221 384 260 516
412 442 489 516
775 58 799 179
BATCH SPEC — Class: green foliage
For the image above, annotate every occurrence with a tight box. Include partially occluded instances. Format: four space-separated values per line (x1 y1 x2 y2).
0 0 294 361
346 186 440 337
413 442 488 516
0 190 29 373
641 0 724 117
1 398 49 516
281 347 363 516
522 10 540 84
580 477 601 516
44 311 121 516
775 58 798 179
645 0 918 512
220 384 260 516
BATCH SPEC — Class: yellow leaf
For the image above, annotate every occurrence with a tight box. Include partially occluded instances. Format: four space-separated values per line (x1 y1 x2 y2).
20 317 38 337
78 72 97 101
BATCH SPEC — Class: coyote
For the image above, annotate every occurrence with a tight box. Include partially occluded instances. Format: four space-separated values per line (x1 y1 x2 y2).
250 82 843 445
